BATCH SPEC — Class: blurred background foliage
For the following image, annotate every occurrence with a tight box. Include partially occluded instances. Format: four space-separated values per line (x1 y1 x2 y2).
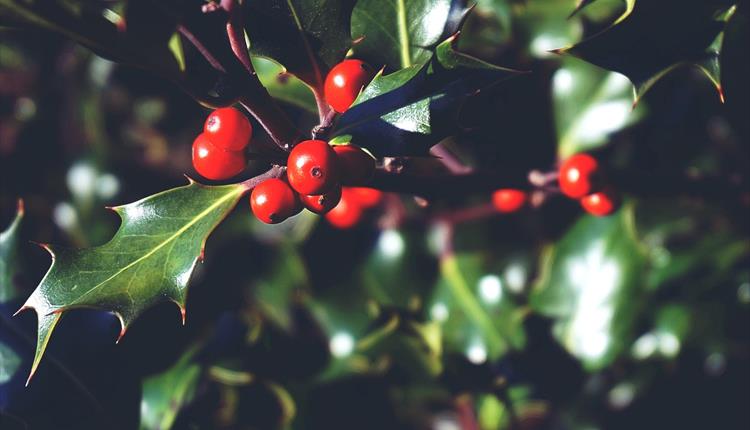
1 0 749 429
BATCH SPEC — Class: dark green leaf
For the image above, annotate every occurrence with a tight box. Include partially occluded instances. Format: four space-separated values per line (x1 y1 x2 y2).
140 350 201 430
334 35 522 156
350 0 467 70
531 205 647 370
244 0 357 91
0 200 23 303
18 180 246 381
561 0 736 102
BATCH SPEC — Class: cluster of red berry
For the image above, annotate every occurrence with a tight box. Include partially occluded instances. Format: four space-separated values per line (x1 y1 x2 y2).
490 154 619 217
558 153 619 216
191 58 380 228
250 139 381 226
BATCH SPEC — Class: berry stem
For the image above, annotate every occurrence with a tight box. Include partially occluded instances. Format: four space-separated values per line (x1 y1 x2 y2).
429 143 473 174
239 165 287 191
221 0 255 75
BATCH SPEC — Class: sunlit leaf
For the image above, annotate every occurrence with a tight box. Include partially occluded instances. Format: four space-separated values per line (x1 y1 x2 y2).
18 180 246 382
351 0 467 70
531 205 647 370
553 57 645 157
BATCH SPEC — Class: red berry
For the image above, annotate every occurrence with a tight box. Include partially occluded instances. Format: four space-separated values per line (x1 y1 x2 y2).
333 144 376 184
580 188 620 217
348 187 383 208
287 139 339 195
192 133 246 180
301 186 342 214
250 178 301 224
492 189 527 213
325 188 363 229
558 153 603 199
204 107 252 151
324 59 375 113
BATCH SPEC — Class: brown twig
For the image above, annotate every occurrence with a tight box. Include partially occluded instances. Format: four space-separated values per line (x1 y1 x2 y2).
239 165 286 190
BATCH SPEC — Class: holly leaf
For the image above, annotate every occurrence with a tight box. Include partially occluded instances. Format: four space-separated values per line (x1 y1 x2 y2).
252 56 318 114
1 200 23 304
559 0 737 103
16 180 246 383
530 204 647 370
553 57 645 158
350 0 469 70
140 349 202 430
333 34 522 156
244 0 357 92
426 254 525 364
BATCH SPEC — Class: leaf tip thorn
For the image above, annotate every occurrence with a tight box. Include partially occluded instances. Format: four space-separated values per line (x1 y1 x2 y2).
17 198 25 216
13 305 30 317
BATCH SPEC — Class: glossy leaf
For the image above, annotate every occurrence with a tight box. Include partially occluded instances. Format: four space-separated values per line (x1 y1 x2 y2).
140 351 201 430
560 0 737 103
426 254 526 364
531 205 647 370
0 200 23 303
512 0 582 58
553 57 645 158
334 35 522 156
244 0 357 91
252 56 318 114
17 180 246 382
350 0 467 69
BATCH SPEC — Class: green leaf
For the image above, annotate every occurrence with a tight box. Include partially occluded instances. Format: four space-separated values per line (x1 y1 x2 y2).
254 244 309 331
17 180 246 382
553 57 645 158
530 204 647 370
635 200 750 290
0 342 21 385
512 0 582 59
427 254 526 364
350 0 466 69
244 0 357 91
560 0 736 103
0 200 23 303
334 35 522 156
252 56 318 114
140 350 201 430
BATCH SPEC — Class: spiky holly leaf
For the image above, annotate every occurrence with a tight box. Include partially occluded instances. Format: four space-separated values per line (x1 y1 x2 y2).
1 200 23 304
243 0 357 93
350 0 468 70
560 0 737 103
530 204 647 370
16 180 246 383
333 34 522 156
